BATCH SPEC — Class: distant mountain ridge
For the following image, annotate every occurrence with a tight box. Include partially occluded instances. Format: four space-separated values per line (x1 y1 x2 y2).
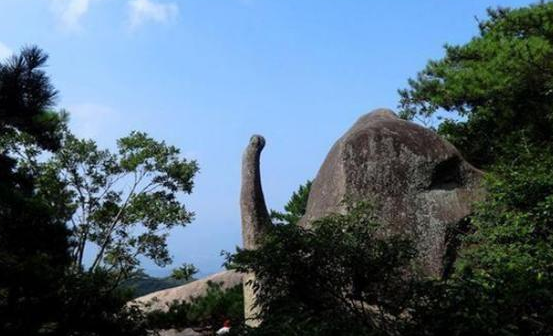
122 273 194 298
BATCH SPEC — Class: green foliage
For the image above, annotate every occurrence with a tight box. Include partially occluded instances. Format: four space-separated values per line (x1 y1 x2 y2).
0 47 72 336
32 131 200 278
171 263 199 281
397 6 553 332
229 202 416 336
398 2 553 167
270 180 311 225
401 150 553 336
0 47 176 336
460 150 553 333
0 46 64 151
146 282 244 334
55 270 148 336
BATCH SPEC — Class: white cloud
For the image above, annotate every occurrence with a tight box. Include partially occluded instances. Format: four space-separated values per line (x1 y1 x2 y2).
128 0 178 29
68 103 123 143
0 42 13 60
49 0 94 31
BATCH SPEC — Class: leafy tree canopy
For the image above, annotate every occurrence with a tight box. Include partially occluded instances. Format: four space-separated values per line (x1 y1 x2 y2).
229 202 416 336
270 180 311 225
0 47 197 336
23 129 200 280
395 3 553 334
399 2 553 167
404 150 553 336
171 263 199 282
0 46 65 151
0 47 71 336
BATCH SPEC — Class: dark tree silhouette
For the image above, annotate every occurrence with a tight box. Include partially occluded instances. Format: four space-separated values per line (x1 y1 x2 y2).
0 46 71 336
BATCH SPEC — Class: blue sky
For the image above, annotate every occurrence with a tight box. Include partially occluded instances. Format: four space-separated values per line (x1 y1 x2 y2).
0 0 536 277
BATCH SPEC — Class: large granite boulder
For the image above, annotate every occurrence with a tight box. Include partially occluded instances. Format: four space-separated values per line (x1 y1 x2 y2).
132 271 243 336
300 109 483 277
133 270 243 312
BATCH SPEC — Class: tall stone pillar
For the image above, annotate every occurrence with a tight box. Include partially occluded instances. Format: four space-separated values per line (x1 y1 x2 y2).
240 135 271 327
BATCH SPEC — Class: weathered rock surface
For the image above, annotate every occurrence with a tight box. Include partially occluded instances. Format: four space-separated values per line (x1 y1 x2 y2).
133 270 243 312
132 271 243 336
240 135 272 326
241 134 272 251
300 109 483 277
